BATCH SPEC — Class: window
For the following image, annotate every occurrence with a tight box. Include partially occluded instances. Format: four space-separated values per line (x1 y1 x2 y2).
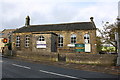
25 35 30 47
0 33 4 37
38 36 45 41
84 34 90 43
71 34 76 44
58 35 63 47
16 36 20 47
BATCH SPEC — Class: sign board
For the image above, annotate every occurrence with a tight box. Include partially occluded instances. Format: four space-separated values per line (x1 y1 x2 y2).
75 44 85 52
67 44 75 47
36 41 46 48
85 44 91 52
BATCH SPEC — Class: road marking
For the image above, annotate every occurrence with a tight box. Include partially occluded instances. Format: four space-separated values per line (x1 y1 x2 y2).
11 63 85 80
39 70 86 80
12 64 31 69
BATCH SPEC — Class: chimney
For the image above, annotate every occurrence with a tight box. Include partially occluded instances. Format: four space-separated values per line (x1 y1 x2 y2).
90 17 94 22
25 16 30 27
90 17 96 28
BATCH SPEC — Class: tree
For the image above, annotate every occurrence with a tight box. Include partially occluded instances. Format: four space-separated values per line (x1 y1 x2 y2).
98 22 118 53
96 36 103 53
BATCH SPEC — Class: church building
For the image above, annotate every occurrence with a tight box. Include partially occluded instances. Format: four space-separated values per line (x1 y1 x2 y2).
12 16 97 55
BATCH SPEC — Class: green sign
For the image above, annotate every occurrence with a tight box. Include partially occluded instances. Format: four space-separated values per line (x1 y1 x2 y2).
75 44 85 52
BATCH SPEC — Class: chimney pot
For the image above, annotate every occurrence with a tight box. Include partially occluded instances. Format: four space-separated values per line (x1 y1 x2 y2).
25 15 30 27
90 17 94 22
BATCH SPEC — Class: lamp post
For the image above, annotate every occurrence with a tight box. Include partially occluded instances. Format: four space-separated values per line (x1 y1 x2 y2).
117 17 120 66
116 1 120 66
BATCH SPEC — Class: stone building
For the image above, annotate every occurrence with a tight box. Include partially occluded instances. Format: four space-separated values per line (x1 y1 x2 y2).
12 16 97 54
0 29 16 42
0 29 16 52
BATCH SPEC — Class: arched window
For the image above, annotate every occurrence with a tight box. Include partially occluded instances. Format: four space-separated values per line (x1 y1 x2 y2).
16 36 20 47
84 34 90 43
71 34 76 44
58 35 63 47
38 36 45 41
25 35 30 47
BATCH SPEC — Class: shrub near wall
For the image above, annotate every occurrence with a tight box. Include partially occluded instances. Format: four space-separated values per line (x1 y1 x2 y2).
65 53 117 66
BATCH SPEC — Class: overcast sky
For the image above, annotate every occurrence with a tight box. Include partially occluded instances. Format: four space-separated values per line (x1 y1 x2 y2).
0 0 119 31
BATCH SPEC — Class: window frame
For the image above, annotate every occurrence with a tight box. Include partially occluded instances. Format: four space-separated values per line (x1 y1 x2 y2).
25 35 30 47
58 35 63 47
84 34 90 44
70 34 76 44
16 36 20 47
38 36 45 41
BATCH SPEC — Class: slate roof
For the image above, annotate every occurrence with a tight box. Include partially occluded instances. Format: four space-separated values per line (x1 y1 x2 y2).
14 22 96 33
32 32 58 36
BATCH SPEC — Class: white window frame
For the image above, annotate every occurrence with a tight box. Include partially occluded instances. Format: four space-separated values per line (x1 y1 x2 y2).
25 35 30 47
58 35 63 47
71 34 76 44
16 36 20 47
84 34 90 44
38 36 45 41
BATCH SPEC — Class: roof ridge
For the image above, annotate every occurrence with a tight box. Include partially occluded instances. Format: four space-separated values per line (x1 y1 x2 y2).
29 22 91 27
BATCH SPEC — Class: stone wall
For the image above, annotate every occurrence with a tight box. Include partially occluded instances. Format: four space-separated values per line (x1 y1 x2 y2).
64 53 117 66
32 33 52 53
12 50 117 66
16 51 58 62
4 46 117 66
12 29 97 54
12 32 58 54
12 32 32 52
52 30 97 54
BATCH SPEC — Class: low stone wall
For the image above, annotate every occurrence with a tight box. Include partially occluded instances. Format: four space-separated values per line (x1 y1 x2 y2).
15 51 58 62
65 53 117 66
4 49 117 66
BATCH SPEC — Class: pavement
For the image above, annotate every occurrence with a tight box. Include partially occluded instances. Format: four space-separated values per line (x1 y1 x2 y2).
2 55 119 80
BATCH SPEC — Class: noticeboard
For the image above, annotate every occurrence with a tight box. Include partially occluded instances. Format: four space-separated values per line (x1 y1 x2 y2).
85 44 91 52
75 44 85 52
75 44 91 52
36 41 46 48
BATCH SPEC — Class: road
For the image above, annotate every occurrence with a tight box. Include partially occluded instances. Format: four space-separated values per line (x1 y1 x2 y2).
2 56 119 80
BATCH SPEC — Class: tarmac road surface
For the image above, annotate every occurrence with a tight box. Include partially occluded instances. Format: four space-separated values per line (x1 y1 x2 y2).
2 55 119 80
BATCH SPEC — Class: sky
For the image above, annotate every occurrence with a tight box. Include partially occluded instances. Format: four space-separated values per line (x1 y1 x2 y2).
0 0 119 31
